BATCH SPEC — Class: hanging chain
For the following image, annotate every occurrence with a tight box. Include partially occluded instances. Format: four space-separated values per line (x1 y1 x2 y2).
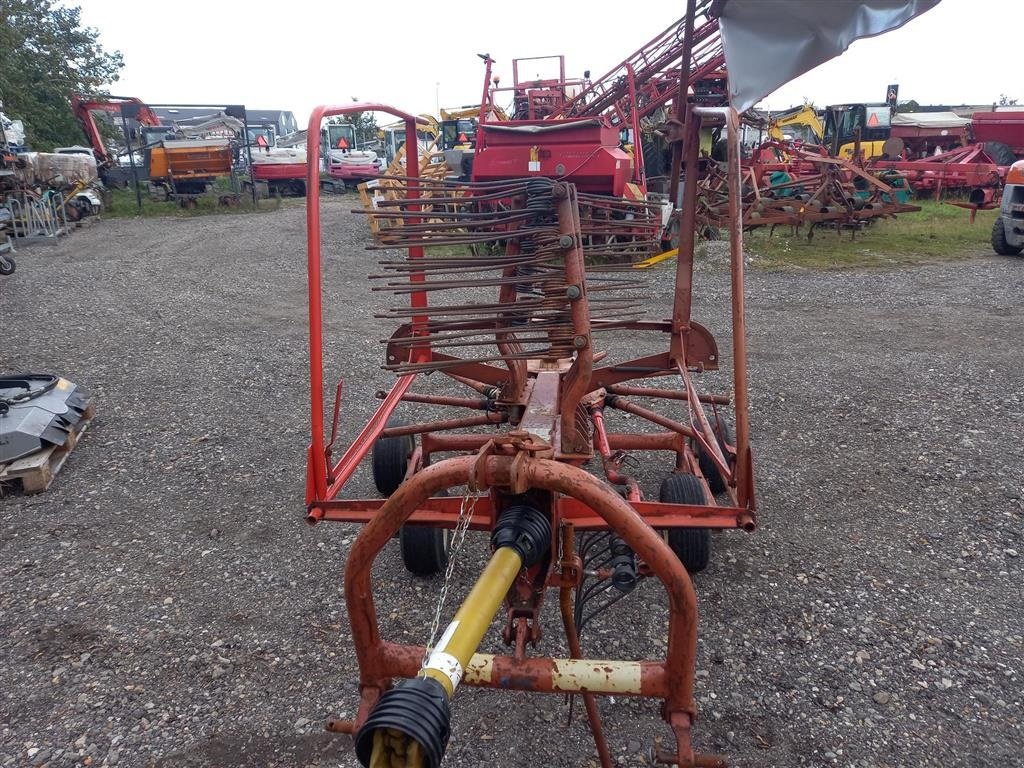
423 489 479 663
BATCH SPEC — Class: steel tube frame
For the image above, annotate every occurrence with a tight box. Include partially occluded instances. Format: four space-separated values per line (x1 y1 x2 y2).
694 106 754 507
341 454 699 736
310 495 754 532
306 104 426 504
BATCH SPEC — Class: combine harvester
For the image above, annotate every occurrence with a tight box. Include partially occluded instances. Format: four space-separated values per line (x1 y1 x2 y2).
301 2 940 766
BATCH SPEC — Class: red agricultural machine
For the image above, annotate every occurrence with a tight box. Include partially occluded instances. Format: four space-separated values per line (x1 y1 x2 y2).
462 6 727 254
301 2 940 766
305 96 753 766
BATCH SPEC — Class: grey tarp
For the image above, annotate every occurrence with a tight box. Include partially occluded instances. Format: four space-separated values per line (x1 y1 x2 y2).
891 111 972 128
719 0 942 113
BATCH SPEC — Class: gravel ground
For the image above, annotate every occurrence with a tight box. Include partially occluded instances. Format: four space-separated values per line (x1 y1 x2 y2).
1 201 1021 768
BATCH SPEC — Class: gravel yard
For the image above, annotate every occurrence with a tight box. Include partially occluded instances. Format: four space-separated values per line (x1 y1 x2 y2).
1 200 1022 768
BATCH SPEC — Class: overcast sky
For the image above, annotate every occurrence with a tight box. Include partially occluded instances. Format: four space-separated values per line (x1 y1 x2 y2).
78 0 1019 128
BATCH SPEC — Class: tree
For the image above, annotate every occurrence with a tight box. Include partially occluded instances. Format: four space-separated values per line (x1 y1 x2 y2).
0 0 123 150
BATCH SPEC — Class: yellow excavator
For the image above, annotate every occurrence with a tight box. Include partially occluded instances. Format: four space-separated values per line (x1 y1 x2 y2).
821 103 892 161
766 104 823 144
764 102 891 161
378 115 439 166
438 104 510 152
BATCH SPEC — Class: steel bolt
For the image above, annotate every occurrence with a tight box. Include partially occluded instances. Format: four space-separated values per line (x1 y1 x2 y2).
558 234 574 249
565 284 582 300
573 335 588 349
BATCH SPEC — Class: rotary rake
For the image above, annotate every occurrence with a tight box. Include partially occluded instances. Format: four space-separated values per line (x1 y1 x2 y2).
304 102 756 768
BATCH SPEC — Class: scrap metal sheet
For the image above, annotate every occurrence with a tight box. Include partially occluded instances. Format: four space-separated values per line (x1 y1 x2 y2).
719 0 942 112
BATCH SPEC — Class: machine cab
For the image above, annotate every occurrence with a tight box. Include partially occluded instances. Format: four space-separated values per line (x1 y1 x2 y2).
823 103 891 159
440 119 477 151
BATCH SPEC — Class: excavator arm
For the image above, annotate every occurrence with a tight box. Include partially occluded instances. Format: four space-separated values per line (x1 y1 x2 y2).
766 104 823 144
70 94 162 168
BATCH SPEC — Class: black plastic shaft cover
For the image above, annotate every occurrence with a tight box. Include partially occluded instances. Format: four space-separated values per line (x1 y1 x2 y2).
490 504 551 568
354 676 451 768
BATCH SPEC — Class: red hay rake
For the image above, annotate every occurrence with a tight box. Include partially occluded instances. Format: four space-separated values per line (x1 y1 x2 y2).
304 99 756 768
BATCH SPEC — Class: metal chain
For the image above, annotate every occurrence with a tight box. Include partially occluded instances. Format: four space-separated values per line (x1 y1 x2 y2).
423 489 478 662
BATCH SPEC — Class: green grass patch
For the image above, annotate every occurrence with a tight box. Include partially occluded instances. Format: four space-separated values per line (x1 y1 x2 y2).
743 200 998 270
102 185 281 219
423 244 473 258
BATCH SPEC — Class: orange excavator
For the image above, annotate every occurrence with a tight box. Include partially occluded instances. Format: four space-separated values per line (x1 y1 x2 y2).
71 94 234 197
70 94 164 184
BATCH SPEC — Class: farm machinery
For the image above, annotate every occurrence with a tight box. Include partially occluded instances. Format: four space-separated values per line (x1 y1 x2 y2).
322 122 382 193
72 95 253 204
301 3 941 767
305 97 754 768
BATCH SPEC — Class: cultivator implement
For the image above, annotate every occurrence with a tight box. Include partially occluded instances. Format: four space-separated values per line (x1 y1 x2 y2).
304 96 755 767
867 143 1009 202
699 141 921 239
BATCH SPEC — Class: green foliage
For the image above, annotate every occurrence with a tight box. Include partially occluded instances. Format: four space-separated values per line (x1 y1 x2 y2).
0 0 123 150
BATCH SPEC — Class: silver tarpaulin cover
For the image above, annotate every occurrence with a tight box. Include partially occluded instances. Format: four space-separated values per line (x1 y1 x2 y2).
719 0 942 113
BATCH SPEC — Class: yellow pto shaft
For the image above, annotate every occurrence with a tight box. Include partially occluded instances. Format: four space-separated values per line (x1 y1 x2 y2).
355 504 551 768
420 546 524 696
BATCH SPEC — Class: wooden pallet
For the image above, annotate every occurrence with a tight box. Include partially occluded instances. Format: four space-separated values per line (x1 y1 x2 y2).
0 399 95 494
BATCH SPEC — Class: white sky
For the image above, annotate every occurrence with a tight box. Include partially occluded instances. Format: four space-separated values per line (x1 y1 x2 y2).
77 0 1019 128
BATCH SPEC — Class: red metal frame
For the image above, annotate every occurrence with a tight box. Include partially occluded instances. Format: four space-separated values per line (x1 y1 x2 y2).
548 1 724 124
868 143 1008 196
304 9 755 765
305 104 755 768
305 104 425 504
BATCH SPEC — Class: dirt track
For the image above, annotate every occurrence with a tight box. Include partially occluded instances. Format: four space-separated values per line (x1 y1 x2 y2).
2 201 1022 767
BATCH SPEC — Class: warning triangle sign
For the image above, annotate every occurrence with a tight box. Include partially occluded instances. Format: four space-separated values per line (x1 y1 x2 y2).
867 112 880 127
256 134 269 147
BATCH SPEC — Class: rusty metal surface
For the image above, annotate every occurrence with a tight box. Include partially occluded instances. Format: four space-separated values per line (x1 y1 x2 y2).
305 31 757 762
703 139 922 238
307 166 755 765
340 453 699 708
311 495 754 532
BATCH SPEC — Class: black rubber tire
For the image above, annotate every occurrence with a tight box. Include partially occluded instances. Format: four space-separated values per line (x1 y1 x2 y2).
991 217 1023 257
0 256 14 275
984 141 1017 168
697 418 734 495
371 418 414 496
400 525 449 576
659 473 712 574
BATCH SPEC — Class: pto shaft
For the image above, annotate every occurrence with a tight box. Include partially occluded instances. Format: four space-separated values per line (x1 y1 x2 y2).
355 504 551 768
420 545 523 696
